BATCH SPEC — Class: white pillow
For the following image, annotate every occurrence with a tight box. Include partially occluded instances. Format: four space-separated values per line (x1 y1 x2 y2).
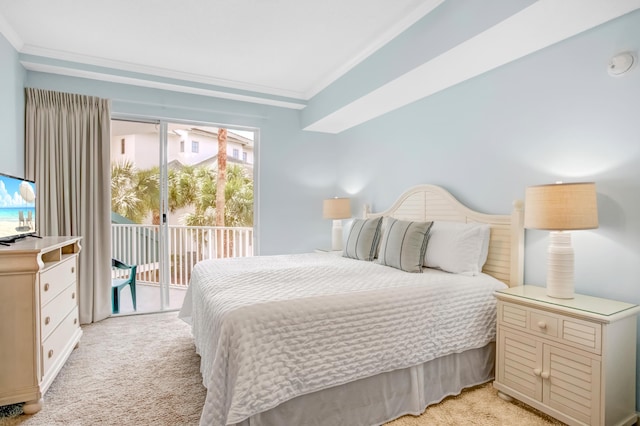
424 222 491 276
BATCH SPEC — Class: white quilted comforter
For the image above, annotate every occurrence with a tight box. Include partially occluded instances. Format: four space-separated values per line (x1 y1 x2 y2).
179 253 507 426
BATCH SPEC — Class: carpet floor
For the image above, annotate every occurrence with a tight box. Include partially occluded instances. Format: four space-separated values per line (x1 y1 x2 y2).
0 312 564 426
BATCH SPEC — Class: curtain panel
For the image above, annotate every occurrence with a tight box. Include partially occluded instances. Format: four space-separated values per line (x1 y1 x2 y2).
25 88 112 324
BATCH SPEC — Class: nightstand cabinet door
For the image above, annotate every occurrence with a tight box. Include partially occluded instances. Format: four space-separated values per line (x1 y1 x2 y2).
543 344 601 425
497 329 542 401
497 327 601 424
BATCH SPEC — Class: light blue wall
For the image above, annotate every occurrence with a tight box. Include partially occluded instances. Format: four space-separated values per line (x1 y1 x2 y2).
331 9 640 299
0 33 25 177
329 8 640 401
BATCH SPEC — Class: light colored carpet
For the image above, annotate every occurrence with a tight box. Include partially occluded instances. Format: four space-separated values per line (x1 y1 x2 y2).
386 383 563 426
1 312 563 426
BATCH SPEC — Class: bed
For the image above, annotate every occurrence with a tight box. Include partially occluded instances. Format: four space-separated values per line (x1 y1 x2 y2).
179 184 524 426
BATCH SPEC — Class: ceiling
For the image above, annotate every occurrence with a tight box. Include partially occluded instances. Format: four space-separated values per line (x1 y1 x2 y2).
1 1 639 133
0 0 440 100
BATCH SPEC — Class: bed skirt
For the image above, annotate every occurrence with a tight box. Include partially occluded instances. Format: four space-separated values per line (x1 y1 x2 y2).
232 342 495 426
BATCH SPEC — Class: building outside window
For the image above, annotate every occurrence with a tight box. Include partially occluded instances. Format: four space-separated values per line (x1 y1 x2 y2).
242 152 247 162
192 140 199 153
233 148 239 158
180 140 184 152
121 138 125 154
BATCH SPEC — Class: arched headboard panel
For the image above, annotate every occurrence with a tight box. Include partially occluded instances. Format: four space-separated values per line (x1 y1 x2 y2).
364 184 524 287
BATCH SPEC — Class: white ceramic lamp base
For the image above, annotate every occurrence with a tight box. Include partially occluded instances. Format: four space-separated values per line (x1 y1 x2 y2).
331 219 343 251
546 231 575 299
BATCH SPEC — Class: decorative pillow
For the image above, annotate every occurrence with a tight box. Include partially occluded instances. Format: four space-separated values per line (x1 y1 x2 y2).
377 218 433 273
342 217 383 261
424 221 491 276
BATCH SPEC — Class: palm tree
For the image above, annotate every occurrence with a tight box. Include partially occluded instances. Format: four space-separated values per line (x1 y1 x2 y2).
168 165 198 213
136 166 160 224
111 161 159 224
178 166 217 227
113 161 253 227
224 165 253 227
215 128 228 257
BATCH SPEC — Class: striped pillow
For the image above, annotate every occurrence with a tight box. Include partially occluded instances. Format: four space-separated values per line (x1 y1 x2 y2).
342 217 383 261
377 218 433 273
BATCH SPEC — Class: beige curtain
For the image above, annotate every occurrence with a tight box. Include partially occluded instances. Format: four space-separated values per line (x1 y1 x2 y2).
25 88 112 324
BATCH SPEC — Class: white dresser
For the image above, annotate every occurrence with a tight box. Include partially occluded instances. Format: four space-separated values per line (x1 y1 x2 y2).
494 285 640 426
0 236 82 413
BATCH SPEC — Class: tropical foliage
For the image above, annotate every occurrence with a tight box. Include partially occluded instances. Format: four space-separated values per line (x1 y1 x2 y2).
111 161 160 224
111 162 253 227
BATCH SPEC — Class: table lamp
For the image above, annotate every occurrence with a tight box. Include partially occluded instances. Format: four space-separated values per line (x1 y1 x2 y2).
524 182 598 299
323 197 351 251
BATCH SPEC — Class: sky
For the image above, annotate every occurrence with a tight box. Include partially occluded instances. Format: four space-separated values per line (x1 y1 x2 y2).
0 174 35 207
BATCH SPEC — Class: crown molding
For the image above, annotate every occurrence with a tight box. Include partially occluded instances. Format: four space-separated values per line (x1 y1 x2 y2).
21 61 307 110
20 44 308 101
0 12 23 51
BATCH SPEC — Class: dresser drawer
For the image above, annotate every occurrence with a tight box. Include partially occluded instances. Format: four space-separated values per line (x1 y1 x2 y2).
42 307 80 377
498 301 602 354
41 282 77 340
40 257 77 306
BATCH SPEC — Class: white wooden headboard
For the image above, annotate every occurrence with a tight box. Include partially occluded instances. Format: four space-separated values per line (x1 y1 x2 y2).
364 184 524 287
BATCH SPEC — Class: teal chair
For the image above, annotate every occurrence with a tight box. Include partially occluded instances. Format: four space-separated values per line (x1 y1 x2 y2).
111 259 137 314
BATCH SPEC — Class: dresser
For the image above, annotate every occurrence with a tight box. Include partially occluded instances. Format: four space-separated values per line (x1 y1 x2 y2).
494 285 640 426
0 236 82 413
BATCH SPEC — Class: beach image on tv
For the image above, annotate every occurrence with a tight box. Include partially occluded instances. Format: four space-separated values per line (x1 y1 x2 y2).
0 174 36 240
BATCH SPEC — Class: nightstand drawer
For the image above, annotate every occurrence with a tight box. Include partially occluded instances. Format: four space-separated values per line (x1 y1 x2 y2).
499 302 558 338
500 303 527 328
561 317 601 353
498 301 601 354
529 311 558 338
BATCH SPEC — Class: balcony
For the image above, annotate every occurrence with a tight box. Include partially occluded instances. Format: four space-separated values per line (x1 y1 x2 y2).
111 224 253 314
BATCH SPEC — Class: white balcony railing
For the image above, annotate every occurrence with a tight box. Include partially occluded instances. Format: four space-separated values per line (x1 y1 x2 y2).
111 224 254 287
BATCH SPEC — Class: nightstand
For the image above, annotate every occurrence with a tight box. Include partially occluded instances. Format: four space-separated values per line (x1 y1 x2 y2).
493 285 640 426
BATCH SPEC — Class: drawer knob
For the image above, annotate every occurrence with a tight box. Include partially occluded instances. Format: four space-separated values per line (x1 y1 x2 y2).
541 371 550 380
74 318 78 325
44 283 50 292
71 267 75 273
72 292 76 300
48 349 54 358
537 321 547 329
533 368 542 377
45 316 51 325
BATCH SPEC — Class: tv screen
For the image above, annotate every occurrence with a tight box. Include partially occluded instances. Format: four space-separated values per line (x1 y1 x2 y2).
0 172 37 243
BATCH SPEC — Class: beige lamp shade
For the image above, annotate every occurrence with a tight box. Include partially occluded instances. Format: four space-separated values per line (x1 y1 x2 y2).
323 198 351 219
524 182 598 231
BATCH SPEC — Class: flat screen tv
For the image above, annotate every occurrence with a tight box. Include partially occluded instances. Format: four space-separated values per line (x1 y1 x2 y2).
0 172 37 243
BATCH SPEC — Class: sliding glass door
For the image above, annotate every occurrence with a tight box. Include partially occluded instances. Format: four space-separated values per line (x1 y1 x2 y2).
110 119 255 315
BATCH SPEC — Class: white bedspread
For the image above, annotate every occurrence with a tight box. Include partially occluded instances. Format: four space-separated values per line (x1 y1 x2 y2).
179 253 507 426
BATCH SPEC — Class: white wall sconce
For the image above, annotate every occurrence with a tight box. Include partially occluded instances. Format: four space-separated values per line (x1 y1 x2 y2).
323 197 351 251
524 182 599 299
